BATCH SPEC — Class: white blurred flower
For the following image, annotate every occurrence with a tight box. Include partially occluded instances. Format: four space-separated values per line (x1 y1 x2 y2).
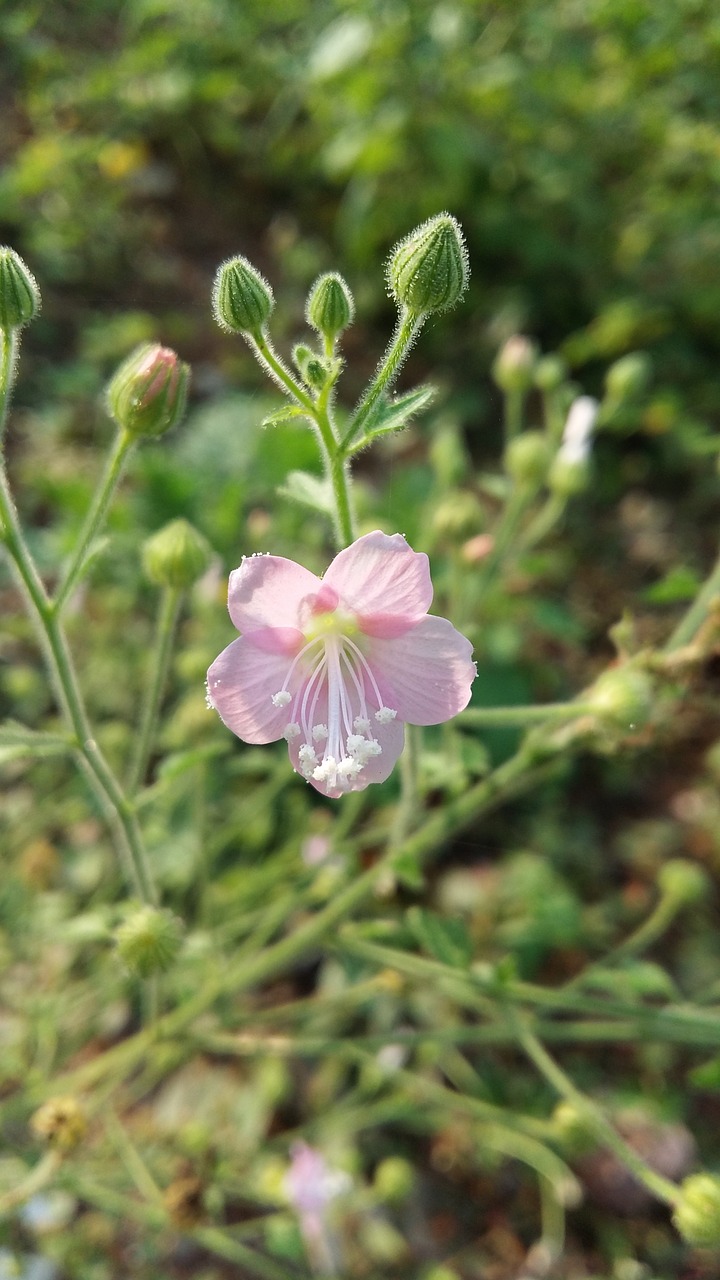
558 395 599 465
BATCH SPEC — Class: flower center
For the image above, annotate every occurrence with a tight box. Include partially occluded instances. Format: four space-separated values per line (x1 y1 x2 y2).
271 610 396 793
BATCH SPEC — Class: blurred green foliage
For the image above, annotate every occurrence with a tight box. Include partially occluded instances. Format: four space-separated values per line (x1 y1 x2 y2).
3 0 720 423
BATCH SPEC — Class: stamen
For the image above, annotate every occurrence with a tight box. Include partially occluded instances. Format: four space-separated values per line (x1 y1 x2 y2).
312 724 328 741
353 716 370 732
272 690 292 707
284 722 301 740
375 706 397 724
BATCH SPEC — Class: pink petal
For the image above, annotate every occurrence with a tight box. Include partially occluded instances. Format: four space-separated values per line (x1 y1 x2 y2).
367 615 476 725
323 531 433 637
228 554 322 635
207 636 299 744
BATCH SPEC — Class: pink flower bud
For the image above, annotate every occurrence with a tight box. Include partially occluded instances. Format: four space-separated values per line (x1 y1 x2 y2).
107 343 189 438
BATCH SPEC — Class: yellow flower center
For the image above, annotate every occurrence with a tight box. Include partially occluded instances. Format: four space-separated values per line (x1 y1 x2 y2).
303 608 358 643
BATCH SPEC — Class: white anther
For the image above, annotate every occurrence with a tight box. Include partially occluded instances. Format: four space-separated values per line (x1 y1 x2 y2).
375 706 397 724
283 722 301 741
353 716 370 732
346 734 368 755
272 690 292 707
312 724 328 741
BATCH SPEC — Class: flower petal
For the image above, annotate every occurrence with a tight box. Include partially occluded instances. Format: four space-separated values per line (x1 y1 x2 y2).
323 531 433 637
367 615 476 725
228 554 322 635
207 636 302 744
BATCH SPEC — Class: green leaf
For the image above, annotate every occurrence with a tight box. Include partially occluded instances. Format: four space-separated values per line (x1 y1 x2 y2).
278 470 334 515
406 906 473 968
261 405 310 429
642 565 702 605
579 961 678 1001
360 384 436 443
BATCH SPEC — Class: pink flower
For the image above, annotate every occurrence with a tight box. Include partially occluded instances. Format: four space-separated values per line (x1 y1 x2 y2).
206 531 476 799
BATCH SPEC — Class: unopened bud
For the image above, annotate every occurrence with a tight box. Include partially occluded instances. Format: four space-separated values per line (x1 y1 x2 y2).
0 247 41 331
588 665 653 730
306 272 354 343
658 859 710 906
605 352 651 403
212 255 274 336
551 1101 595 1157
673 1173 720 1247
115 905 183 978
504 430 551 487
291 343 329 391
142 519 212 589
534 354 567 392
387 213 469 316
431 490 483 539
31 1097 87 1150
548 454 590 497
373 1156 414 1203
107 344 189 438
492 335 538 393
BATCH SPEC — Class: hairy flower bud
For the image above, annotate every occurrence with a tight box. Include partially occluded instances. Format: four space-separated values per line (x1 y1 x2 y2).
306 272 354 343
115 905 183 978
504 430 551 487
212 255 274 336
0 247 41 331
292 343 329 391
492 335 539 393
588 665 653 729
142 519 212 589
31 1097 87 1150
673 1173 720 1247
387 213 468 316
107 344 189 439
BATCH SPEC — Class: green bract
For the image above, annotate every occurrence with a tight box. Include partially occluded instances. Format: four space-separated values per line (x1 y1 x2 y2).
212 255 274 336
0 247 41 331
387 213 468 316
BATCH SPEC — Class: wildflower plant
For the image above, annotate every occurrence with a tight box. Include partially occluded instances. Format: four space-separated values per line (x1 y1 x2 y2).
2 218 720 1278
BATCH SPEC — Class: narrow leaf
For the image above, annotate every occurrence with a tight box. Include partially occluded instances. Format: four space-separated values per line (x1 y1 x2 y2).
261 405 310 428
278 470 334 515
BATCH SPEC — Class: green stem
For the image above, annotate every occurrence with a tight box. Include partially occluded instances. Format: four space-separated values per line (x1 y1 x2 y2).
53 429 134 614
503 387 525 443
0 327 18 445
250 331 315 413
565 889 685 993
474 486 533 598
343 306 424 449
519 492 567 551
459 701 599 729
665 547 720 652
126 586 183 796
508 1010 681 1207
0 467 156 905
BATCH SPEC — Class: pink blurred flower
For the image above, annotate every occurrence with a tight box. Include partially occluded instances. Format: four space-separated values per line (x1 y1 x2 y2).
207 530 476 799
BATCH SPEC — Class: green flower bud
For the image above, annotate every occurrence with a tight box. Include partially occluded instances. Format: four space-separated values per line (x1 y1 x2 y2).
504 430 551 487
115 905 184 978
548 453 590 496
212 255 274 336
291 342 329 391
431 490 483 540
387 213 469 316
673 1173 720 1248
658 859 710 906
588 665 653 729
534 354 567 392
107 343 189 439
492 335 539 393
0 247 41 330
142 519 212 589
605 352 651 403
551 1101 596 1157
373 1156 414 1203
306 272 354 343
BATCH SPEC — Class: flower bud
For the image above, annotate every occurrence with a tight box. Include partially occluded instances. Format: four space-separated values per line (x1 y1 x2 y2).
0 247 41 330
673 1173 720 1247
588 666 653 729
605 352 651 403
551 1101 595 1157
387 213 469 315
658 858 710 906
291 342 329 391
107 344 189 439
142 519 212 589
504 430 551 487
212 255 274 336
306 272 354 343
548 454 590 497
492 335 539 393
534 354 567 392
31 1097 87 1150
115 905 183 978
373 1156 414 1203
